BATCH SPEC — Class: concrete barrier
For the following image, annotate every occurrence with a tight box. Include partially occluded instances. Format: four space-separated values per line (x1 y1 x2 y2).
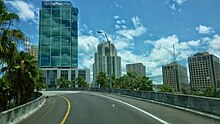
45 87 220 117
0 92 45 124
90 88 220 117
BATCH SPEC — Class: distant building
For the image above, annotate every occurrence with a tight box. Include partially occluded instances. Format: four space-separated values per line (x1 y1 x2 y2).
29 45 38 61
188 52 220 91
162 62 188 92
93 41 121 82
126 63 146 76
41 68 90 88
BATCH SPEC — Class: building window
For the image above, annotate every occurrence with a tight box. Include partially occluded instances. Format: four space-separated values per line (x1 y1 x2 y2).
61 70 68 79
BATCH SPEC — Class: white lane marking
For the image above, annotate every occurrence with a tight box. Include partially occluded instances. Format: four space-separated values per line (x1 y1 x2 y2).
94 93 170 124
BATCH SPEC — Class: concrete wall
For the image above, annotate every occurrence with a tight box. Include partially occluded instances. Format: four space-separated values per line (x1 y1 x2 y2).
0 92 45 124
90 88 220 116
46 87 220 116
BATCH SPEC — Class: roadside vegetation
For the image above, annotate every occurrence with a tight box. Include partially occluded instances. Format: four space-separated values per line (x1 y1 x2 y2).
56 76 89 88
159 84 220 98
0 1 45 111
159 84 174 93
95 72 153 91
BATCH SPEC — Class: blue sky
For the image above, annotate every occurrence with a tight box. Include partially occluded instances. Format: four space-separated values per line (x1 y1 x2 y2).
5 0 220 83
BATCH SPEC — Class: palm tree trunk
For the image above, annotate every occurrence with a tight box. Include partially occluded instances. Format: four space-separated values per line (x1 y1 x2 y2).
17 90 21 105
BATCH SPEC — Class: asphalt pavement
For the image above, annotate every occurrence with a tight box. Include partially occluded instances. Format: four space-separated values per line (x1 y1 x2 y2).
18 91 220 124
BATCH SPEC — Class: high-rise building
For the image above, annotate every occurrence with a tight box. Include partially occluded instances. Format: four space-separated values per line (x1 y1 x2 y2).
162 62 188 92
93 41 121 83
29 45 38 61
126 63 146 77
188 52 220 91
38 1 89 87
39 1 78 68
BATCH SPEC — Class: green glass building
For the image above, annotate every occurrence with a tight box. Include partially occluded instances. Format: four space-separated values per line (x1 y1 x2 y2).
39 1 78 68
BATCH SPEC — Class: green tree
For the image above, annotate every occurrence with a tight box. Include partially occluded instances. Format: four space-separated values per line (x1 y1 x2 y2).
75 76 88 87
96 72 109 88
2 52 43 105
56 77 71 88
125 72 139 90
110 74 116 88
160 84 174 93
0 1 44 108
138 76 153 91
34 68 46 90
0 77 10 111
112 75 127 89
0 1 25 66
202 87 214 97
0 1 28 106
214 88 220 98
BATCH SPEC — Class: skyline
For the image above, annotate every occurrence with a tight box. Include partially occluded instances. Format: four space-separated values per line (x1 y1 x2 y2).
5 0 220 84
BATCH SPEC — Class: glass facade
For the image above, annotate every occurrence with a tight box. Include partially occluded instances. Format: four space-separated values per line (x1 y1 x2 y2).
61 70 68 79
42 70 57 88
39 1 78 68
78 70 86 79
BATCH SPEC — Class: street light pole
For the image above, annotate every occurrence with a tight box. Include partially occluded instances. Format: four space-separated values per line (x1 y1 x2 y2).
97 31 112 89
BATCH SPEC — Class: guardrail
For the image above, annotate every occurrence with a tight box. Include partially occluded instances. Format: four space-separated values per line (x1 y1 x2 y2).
0 92 45 124
90 88 220 117
50 87 220 117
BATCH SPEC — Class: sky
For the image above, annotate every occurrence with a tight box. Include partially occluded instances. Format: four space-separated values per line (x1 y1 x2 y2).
4 0 220 84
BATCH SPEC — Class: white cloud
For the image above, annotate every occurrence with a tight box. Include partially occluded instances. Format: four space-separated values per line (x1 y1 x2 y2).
78 35 99 80
142 35 208 83
121 25 127 29
196 25 215 34
116 16 147 39
207 35 220 58
116 20 126 24
115 19 127 30
5 0 39 24
175 0 186 5
78 35 99 54
116 26 146 39
112 35 134 50
148 35 179 62
187 40 200 47
209 35 220 49
166 0 186 11
115 25 121 30
115 4 123 8
113 16 120 19
170 4 176 10
131 16 142 27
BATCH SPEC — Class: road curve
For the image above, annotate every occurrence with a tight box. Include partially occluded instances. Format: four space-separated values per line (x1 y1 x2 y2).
18 91 220 124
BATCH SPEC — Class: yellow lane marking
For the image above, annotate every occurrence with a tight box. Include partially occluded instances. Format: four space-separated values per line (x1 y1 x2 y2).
59 96 71 124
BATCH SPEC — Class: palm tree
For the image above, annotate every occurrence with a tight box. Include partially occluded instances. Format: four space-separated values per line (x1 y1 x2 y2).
126 72 139 90
0 1 25 65
56 77 71 88
96 72 109 88
0 1 43 106
138 76 153 91
0 77 10 111
160 84 174 93
75 76 88 87
2 51 43 105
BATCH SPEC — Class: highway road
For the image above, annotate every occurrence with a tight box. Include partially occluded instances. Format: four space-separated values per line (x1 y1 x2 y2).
19 91 220 124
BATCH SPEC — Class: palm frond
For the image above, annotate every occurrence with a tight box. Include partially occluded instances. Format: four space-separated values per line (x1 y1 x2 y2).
0 12 19 27
7 29 26 41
